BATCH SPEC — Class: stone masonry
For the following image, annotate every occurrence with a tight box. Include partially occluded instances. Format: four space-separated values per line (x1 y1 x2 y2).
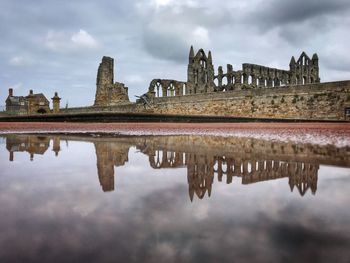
146 46 320 98
94 56 130 106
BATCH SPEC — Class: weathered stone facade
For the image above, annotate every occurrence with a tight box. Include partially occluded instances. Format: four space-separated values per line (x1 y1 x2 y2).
3 46 349 121
148 81 350 120
5 89 55 115
94 56 130 106
147 46 320 98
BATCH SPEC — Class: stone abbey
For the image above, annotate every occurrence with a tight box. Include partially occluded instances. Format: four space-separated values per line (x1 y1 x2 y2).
3 46 350 121
94 46 321 105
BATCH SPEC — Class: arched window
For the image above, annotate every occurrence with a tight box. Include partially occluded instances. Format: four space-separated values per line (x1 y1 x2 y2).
194 70 198 84
214 78 219 87
222 76 227 86
154 82 162 97
167 83 175 96
248 75 252 84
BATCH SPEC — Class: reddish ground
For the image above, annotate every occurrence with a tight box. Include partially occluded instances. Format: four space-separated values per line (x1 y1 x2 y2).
0 122 349 134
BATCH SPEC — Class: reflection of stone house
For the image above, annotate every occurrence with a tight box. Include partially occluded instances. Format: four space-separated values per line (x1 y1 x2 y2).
6 135 51 161
5 88 60 115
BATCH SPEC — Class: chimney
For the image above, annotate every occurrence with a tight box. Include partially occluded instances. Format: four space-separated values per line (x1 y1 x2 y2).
9 88 13 97
29 90 33 95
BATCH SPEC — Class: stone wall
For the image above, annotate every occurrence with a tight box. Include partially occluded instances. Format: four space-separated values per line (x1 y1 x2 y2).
148 81 350 121
56 80 350 121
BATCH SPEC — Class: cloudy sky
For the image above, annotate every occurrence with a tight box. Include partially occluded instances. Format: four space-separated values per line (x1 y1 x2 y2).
1 0 350 107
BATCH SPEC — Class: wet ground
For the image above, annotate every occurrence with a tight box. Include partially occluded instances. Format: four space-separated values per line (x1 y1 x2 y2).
0 123 349 262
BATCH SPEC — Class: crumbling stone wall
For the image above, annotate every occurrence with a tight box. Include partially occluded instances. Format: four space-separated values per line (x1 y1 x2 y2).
148 81 350 121
147 79 186 98
94 56 130 106
61 81 350 121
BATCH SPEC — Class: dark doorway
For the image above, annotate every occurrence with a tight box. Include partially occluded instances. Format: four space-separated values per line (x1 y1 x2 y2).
37 108 47 114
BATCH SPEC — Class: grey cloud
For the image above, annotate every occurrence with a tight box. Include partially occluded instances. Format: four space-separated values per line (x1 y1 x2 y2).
139 4 233 63
0 0 350 107
252 0 350 28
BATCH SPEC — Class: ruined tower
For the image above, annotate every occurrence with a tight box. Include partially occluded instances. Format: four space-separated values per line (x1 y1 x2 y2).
94 56 130 106
187 46 215 94
289 52 320 85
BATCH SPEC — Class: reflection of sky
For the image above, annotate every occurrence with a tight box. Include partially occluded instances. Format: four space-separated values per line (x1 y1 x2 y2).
0 138 350 262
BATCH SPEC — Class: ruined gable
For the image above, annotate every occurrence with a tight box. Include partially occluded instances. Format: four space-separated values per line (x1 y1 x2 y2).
94 56 130 106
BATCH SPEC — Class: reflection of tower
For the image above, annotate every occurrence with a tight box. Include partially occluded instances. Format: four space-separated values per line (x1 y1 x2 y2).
187 153 214 201
52 136 61 156
288 163 319 196
94 142 129 192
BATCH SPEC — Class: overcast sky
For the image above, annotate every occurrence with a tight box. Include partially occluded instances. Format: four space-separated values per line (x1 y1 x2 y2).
1 0 350 107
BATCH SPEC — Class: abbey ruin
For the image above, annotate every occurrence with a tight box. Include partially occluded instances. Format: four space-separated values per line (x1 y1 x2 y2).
94 46 321 106
2 46 350 121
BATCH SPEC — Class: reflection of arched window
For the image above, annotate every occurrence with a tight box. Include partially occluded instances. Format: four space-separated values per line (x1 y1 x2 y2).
154 150 163 168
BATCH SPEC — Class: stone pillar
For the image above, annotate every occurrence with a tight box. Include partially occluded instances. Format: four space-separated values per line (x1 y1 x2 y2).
243 74 248 84
51 92 61 113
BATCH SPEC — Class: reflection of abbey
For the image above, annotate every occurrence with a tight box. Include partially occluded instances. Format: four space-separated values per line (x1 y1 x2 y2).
4 134 350 199
2 46 350 121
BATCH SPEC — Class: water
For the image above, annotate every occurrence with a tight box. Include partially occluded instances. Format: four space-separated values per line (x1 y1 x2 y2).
0 134 349 263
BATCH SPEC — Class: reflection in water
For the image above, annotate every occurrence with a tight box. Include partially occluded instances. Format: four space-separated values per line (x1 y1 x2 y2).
5 134 349 200
1 133 350 262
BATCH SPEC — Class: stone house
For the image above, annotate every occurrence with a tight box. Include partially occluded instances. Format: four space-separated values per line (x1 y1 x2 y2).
5 89 60 115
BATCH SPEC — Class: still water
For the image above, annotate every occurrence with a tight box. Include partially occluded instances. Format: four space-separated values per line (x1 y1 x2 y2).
0 134 349 262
